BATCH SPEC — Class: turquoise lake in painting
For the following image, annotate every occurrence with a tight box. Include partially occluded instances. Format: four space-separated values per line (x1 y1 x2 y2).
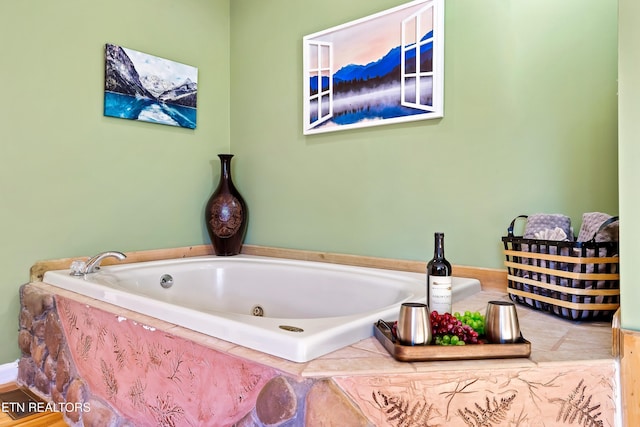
104 92 197 129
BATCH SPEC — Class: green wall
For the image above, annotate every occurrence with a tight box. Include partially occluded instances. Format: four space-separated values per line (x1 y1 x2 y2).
619 0 640 331
0 0 230 363
230 0 618 265
0 0 621 364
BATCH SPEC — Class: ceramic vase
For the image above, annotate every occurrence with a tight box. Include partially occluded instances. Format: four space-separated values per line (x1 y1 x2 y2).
205 154 248 256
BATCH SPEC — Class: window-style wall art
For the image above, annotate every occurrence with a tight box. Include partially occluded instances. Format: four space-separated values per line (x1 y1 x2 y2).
302 0 444 135
104 44 198 129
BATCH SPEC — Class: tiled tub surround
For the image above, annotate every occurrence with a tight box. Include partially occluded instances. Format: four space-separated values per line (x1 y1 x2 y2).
17 247 617 426
18 284 616 426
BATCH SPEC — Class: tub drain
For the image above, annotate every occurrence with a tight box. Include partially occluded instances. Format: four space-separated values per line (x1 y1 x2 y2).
251 305 264 317
279 325 304 333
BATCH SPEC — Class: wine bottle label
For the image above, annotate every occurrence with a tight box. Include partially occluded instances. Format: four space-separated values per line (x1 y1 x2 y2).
428 276 452 314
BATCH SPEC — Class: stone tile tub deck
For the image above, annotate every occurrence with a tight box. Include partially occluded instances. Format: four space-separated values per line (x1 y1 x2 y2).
18 248 617 426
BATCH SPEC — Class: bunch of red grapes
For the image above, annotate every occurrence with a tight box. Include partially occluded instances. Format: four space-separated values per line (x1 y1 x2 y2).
430 311 480 345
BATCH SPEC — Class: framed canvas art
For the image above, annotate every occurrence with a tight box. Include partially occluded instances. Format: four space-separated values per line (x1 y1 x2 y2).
302 0 444 134
104 44 198 129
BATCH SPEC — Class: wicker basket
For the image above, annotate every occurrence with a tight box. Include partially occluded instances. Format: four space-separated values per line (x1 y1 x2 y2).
502 215 619 321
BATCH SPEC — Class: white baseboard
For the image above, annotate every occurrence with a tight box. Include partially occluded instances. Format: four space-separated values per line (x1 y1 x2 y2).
0 360 18 384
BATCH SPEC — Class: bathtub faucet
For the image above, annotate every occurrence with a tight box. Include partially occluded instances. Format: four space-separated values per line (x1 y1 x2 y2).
70 251 127 275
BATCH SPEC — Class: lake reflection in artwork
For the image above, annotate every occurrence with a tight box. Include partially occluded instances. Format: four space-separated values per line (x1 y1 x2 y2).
104 43 198 129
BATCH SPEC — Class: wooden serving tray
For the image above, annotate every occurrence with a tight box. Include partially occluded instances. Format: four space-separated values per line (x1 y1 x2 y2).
374 320 531 362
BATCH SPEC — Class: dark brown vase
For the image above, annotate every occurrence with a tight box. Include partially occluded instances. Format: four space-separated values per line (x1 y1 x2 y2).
205 154 248 256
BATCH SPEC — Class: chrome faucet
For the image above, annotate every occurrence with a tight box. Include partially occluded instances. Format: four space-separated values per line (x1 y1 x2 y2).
70 251 127 275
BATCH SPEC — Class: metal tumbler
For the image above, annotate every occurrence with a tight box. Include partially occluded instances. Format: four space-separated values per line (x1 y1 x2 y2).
485 300 521 344
397 302 432 346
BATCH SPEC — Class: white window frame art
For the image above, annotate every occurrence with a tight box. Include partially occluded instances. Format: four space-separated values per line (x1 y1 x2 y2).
304 40 334 129
302 0 444 135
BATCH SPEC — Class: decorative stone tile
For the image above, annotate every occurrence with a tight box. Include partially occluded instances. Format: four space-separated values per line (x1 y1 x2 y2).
43 355 56 382
82 398 118 427
44 310 63 359
316 338 386 360
227 345 308 377
34 369 50 395
51 387 65 405
65 378 87 423
55 295 279 426
255 376 297 424
30 340 47 368
21 285 54 318
20 307 33 330
412 356 536 373
302 354 416 378
18 356 36 385
305 379 370 426
234 413 261 427
55 347 71 393
18 329 32 354
334 363 617 426
350 336 392 356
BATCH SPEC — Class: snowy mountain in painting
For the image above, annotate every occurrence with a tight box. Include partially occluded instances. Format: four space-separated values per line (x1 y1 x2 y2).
105 44 155 99
105 44 197 108
141 74 174 98
158 78 198 108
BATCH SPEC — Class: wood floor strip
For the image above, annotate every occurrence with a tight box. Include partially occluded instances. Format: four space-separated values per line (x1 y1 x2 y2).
0 383 67 427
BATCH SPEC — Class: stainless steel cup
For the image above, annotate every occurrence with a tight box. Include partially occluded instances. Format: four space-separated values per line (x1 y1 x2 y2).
485 301 521 344
397 302 432 346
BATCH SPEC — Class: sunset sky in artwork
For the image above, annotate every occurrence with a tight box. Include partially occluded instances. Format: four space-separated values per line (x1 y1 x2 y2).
309 2 433 71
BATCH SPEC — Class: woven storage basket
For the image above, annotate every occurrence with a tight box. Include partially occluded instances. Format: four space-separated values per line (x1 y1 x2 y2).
502 215 619 321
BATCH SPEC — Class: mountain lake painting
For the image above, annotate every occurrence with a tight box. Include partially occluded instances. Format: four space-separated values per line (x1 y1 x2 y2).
303 0 444 134
104 44 198 129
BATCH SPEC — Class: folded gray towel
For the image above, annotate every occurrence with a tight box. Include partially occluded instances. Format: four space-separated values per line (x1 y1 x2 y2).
577 212 619 242
523 213 573 240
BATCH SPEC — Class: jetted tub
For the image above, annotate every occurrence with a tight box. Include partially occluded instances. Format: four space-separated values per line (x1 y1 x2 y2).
42 255 481 362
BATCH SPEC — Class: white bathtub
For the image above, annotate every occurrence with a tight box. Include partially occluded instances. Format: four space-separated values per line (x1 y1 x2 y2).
42 255 481 362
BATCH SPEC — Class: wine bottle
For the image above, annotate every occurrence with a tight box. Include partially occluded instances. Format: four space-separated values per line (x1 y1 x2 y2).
426 232 452 314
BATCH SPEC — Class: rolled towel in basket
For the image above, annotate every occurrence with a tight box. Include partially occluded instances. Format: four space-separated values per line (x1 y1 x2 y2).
519 216 572 287
573 212 619 320
533 227 569 241
523 213 573 240
577 212 619 242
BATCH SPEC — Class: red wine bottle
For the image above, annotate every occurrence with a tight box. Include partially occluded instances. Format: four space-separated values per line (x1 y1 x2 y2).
426 232 452 314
